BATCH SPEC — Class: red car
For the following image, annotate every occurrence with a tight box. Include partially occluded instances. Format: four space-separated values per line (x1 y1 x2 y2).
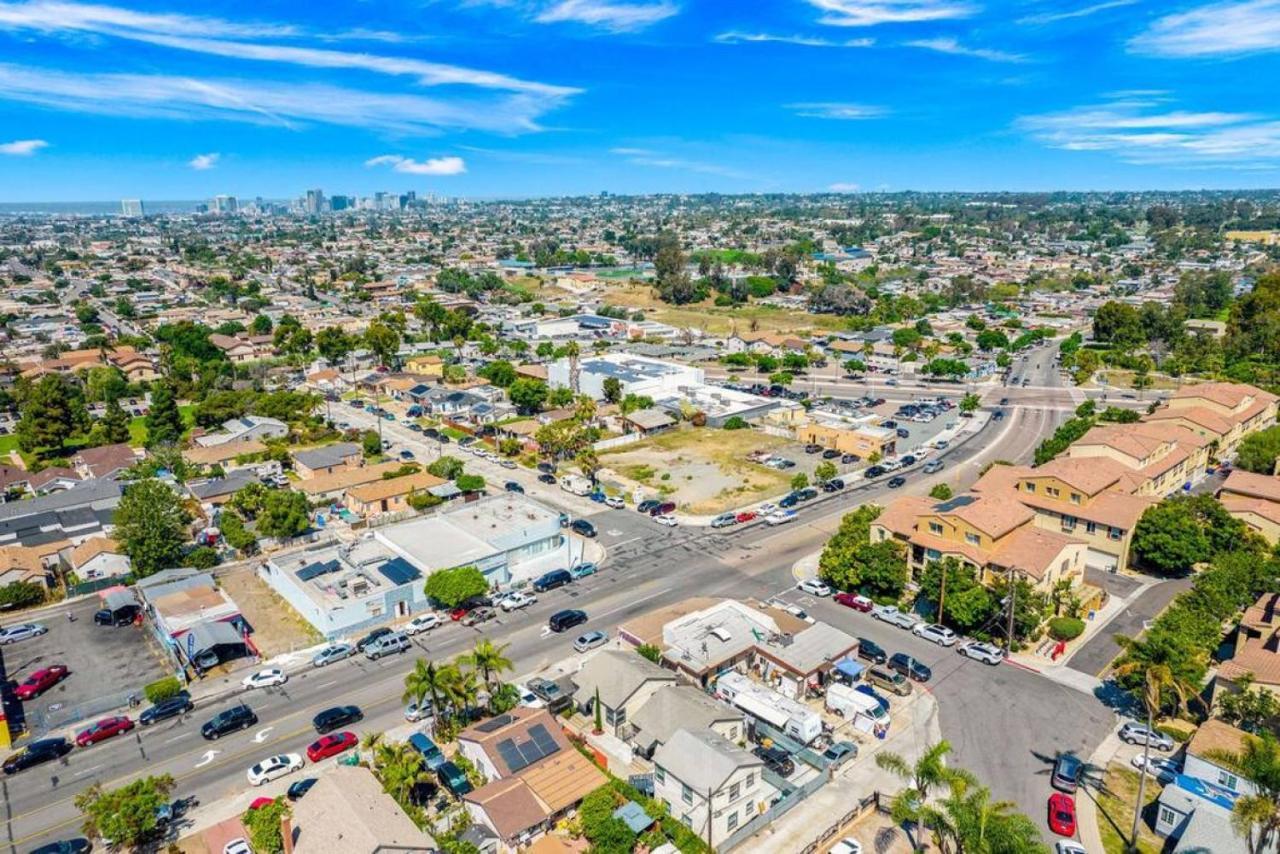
1048 793 1076 837
735 511 758 523
834 592 874 612
14 665 70 700
449 606 470 621
249 797 276 810
76 715 134 747
306 730 357 762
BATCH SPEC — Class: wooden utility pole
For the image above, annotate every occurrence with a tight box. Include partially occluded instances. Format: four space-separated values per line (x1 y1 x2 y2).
1005 565 1018 653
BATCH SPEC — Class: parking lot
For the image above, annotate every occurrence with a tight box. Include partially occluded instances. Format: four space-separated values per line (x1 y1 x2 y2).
4 596 172 735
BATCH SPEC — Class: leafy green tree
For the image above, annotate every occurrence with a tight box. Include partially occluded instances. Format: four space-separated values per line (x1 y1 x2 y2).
219 512 257 553
423 565 488 608
1238 426 1280 474
579 787 638 853
428 455 466 479
1218 679 1280 734
929 482 953 500
91 397 132 446
75 775 176 850
242 797 290 854
0 580 45 610
362 429 382 458
875 742 972 851
454 473 485 493
602 376 623 403
113 478 191 577
316 326 353 367
769 371 794 387
959 393 981 414
790 472 809 490
227 482 269 518
256 490 310 539
478 360 517 388
364 320 401 368
508 378 549 414
403 658 447 720
975 329 1009 351
1206 732 1280 854
1131 494 1252 574
250 314 273 335
814 461 837 483
917 558 994 634
843 358 867 375
17 373 88 455
819 509 909 601
144 380 185 448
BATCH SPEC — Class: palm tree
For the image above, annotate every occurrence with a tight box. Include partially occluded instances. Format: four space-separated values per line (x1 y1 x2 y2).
375 743 432 806
360 730 384 763
876 741 973 848
1206 732 1280 854
436 662 479 722
403 658 446 717
1110 661 1192 849
460 639 513 689
925 775 1047 854
564 341 581 394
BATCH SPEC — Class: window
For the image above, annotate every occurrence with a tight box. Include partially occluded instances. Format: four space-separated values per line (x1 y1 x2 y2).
926 548 941 561
655 766 665 784
1047 486 1060 497
1109 526 1124 541
727 727 738 741
681 814 692 829
1024 482 1036 493
1218 770 1239 790
605 707 616 726
1061 560 1069 574
965 533 981 546
1159 806 1178 828
1086 521 1097 534
729 781 740 801
929 522 943 535
1062 515 1077 531
682 783 693 805
1070 493 1081 504
727 810 740 832
745 772 755 789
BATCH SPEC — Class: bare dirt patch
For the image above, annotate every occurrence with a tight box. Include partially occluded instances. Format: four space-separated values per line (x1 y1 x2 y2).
220 567 323 657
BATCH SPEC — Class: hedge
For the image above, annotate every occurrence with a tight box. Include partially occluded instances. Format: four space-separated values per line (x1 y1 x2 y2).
143 676 184 704
1047 617 1085 642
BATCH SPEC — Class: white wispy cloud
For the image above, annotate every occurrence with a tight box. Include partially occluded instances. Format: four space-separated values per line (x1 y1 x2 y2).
188 152 219 170
1129 0 1280 57
0 63 563 133
535 0 678 31
1018 96 1280 166
808 0 977 27
829 182 861 191
0 1 299 39
0 137 47 155
611 148 749 179
365 154 467 175
1016 0 1136 26
713 30 874 47
609 146 657 155
904 36 1028 62
787 102 887 120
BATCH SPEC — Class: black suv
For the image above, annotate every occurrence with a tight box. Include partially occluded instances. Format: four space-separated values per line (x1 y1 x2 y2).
313 705 363 734
753 745 795 777
864 465 886 479
534 569 572 593
201 704 258 740
856 637 887 665
140 692 194 726
888 652 932 682
355 627 393 652
549 609 588 633
570 519 597 538
2 737 71 775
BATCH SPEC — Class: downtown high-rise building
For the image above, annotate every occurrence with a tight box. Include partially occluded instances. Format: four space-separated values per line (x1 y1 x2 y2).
305 188 325 214
120 199 145 217
212 195 238 214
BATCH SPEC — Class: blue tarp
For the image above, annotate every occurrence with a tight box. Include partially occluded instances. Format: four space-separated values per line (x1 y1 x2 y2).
613 801 654 834
834 658 864 680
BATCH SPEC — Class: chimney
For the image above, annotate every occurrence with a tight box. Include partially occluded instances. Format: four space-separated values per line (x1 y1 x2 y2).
281 814 295 854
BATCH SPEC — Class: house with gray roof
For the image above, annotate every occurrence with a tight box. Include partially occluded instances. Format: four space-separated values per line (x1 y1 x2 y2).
628 685 746 758
193 415 288 447
0 477 122 548
653 729 777 848
570 649 676 737
186 469 259 507
292 442 361 479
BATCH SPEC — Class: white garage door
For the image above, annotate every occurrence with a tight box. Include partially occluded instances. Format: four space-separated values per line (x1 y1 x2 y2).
1086 548 1118 572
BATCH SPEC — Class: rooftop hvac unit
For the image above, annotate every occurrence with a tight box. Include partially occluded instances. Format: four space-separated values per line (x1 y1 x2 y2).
710 626 732 643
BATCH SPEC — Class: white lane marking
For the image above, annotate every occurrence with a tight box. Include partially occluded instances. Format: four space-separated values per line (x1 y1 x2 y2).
313 680 337 690
253 727 275 744
73 764 103 778
163 732 194 745
195 749 220 768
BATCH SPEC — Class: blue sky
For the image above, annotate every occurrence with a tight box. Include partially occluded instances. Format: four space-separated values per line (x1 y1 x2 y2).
1 0 1279 200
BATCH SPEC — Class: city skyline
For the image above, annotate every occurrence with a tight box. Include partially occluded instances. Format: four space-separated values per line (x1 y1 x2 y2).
1 0 1279 200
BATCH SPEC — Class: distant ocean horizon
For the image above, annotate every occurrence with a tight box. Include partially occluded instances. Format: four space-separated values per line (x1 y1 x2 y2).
0 200 203 215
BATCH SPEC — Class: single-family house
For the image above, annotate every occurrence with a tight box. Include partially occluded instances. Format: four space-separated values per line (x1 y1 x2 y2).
652 728 776 848
571 649 677 737
627 685 746 759
291 765 436 854
71 443 139 480
345 470 448 518
194 416 288 448
292 442 362 480
68 536 130 581
1184 719 1257 797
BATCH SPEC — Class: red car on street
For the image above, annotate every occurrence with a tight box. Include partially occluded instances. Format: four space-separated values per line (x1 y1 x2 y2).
735 511 758 523
449 606 470 621
306 731 357 762
249 797 276 810
1048 793 1077 837
76 715 135 748
834 592 874 612
14 665 70 700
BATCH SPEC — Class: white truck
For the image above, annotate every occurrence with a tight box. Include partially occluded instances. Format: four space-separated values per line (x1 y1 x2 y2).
715 671 823 745
825 683 889 730
559 474 592 496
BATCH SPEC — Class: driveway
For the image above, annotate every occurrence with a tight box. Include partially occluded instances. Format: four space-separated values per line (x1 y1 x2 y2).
1067 576 1193 677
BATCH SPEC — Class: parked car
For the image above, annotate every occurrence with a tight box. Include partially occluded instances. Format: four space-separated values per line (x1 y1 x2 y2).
822 741 859 769
822 449 840 459
765 510 798 526
912 623 958 647
779 494 799 509
637 500 661 514
405 614 441 635
500 591 537 611
574 630 609 653
461 607 496 627
364 632 410 659
571 562 598 579
549 609 587 633
654 514 678 527
1130 754 1178 784
648 501 677 517
313 705 363 734
753 745 795 776
0 623 47 644
798 579 832 596
76 715 135 748
437 760 473 797
840 454 860 464
804 444 823 454
355 627 393 652
533 569 573 593
3 738 72 775
140 692 194 726
863 465 886 479
888 653 932 682
287 779 317 801
538 473 556 484
835 592 874 612
856 638 888 665
242 668 288 690
247 753 304 787
312 644 355 667
1051 753 1084 792
570 519 598 538
202 704 258 739
306 731 357 762
605 495 625 508
922 459 944 474
404 698 433 722
735 510 759 523
409 733 446 770
504 481 524 493
15 665 70 700
886 475 906 488
1055 842 1087 854
831 840 863 854
821 478 846 492
867 665 913 696
871 605 919 630
1047 793 1076 837
710 513 738 528
958 641 1004 665
94 606 141 626
1118 722 1174 751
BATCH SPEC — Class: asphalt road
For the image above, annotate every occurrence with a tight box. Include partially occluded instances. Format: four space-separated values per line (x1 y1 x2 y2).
6 369 1082 852
1067 576 1194 678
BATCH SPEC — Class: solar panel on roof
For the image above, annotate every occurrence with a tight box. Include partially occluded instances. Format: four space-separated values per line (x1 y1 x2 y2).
297 559 340 582
475 714 514 733
528 724 559 757
376 558 422 586
496 739 529 772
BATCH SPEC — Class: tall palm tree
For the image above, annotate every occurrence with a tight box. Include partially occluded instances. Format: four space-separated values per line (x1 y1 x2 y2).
1207 732 1280 854
360 730 384 763
375 743 432 806
460 639 513 689
876 741 974 849
403 658 446 717
564 341 581 394
924 775 1047 854
1111 661 1192 849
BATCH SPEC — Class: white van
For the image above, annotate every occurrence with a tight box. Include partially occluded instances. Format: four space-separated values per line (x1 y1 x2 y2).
825 683 889 725
364 631 410 660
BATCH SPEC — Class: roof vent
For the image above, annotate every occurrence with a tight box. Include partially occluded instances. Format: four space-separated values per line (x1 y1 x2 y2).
710 627 731 643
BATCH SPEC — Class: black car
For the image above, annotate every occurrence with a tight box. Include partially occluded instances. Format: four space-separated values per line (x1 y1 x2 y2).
993 409 1005 420
537 462 556 474
2 737 71 774
538 473 557 484
504 481 525 493
822 479 845 493
313 705 363 734
140 692 194 726
896 428 910 438
533 569 572 593
796 488 819 501
889 652 932 682
900 455 916 466
753 745 795 776
864 465 886 479
648 501 676 517
779 494 799 508
549 609 588 633
287 778 318 801
201 704 258 740
856 638 888 665
94 604 141 626
821 449 840 459
841 453 860 464
356 627 393 652
30 840 91 854
999 397 1009 406
636 499 660 513
570 519 597 538
887 476 906 488
803 444 823 454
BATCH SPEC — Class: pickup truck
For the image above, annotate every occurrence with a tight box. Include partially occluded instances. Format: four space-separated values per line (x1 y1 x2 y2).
872 604 920 630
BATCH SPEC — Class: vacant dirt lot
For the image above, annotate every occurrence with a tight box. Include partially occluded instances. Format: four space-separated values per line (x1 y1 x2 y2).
600 427 800 514
220 567 323 657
